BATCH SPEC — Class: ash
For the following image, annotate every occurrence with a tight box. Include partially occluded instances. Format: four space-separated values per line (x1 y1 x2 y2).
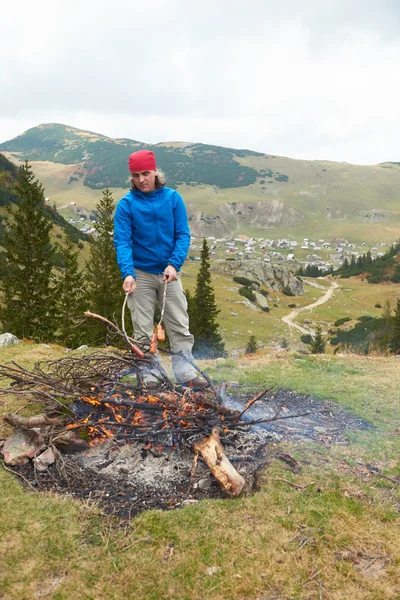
70 427 276 494
11 385 372 521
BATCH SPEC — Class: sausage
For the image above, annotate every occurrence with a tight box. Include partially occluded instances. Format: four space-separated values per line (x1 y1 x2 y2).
156 324 165 341
131 344 145 358
149 332 157 354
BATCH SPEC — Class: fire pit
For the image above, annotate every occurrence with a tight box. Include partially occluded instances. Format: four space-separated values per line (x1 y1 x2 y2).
0 350 372 520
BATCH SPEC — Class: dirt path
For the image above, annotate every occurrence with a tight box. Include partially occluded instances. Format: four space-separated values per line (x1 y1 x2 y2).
282 280 339 335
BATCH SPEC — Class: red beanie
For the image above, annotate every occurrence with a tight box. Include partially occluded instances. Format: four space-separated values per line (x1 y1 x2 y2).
128 150 157 172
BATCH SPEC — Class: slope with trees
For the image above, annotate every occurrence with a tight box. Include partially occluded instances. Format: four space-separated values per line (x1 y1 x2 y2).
0 124 263 190
0 162 56 341
336 242 400 283
0 152 89 246
54 232 88 348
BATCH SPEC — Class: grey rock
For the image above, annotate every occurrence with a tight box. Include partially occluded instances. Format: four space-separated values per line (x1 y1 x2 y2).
188 199 304 238
194 477 212 490
0 333 20 347
253 291 269 309
2 428 45 466
33 447 55 471
75 345 88 351
212 259 303 295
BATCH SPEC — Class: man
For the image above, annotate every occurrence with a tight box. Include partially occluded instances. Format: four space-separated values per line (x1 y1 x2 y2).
114 149 208 389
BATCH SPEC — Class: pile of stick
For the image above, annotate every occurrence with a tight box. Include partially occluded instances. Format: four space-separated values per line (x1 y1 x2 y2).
0 350 271 496
0 314 320 497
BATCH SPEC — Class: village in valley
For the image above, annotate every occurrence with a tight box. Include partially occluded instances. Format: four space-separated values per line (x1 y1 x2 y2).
187 233 395 272
60 195 396 275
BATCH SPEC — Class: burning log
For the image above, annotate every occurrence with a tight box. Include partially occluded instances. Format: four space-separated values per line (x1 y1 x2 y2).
193 428 245 497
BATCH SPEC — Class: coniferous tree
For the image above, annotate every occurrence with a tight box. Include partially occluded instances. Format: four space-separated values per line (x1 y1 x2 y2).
86 188 122 345
390 298 400 354
0 161 55 340
382 299 392 325
185 289 196 327
190 238 225 358
54 233 88 348
245 335 258 354
309 324 326 354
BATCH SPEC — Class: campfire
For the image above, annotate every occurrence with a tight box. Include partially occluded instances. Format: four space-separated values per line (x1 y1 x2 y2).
0 344 283 499
1 313 370 517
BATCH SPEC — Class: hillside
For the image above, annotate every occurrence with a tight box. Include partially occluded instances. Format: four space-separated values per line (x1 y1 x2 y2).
0 153 89 246
2 123 400 243
0 123 262 190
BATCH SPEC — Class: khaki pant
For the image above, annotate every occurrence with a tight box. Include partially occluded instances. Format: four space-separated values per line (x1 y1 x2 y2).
127 269 196 383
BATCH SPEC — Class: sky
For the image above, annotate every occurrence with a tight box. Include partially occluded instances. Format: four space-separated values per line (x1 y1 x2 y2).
1 0 399 165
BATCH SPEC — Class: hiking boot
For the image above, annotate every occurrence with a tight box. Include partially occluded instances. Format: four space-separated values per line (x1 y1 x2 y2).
180 376 210 390
142 375 160 389
144 381 158 390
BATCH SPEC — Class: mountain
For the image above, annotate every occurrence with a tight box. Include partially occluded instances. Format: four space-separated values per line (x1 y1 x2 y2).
0 153 89 246
0 123 262 190
2 123 400 243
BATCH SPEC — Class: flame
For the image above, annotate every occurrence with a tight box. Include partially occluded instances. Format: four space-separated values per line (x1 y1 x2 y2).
146 394 161 405
131 411 143 425
110 405 124 423
82 396 101 406
73 380 216 448
66 417 89 429
100 426 114 439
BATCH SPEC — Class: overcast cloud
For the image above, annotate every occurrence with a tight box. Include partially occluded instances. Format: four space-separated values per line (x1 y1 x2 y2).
1 0 399 164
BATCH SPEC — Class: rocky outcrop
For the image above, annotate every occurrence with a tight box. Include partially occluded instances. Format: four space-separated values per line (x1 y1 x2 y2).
354 209 396 222
212 259 304 295
188 199 305 237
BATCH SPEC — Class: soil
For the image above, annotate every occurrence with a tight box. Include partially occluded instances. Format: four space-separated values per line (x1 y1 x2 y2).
6 386 373 521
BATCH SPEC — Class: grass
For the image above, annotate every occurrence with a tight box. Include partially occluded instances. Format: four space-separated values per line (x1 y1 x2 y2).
1 344 400 599
180 264 400 353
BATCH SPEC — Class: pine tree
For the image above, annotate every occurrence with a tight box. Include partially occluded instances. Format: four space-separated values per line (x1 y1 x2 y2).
389 298 400 354
86 188 122 345
190 238 225 358
0 161 55 341
309 324 326 354
245 335 258 354
54 232 88 348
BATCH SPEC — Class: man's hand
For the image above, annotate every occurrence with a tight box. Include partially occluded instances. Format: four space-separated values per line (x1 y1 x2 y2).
123 275 136 294
163 265 177 282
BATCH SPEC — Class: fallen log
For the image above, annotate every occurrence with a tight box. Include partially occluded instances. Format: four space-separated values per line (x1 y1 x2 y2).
193 427 245 497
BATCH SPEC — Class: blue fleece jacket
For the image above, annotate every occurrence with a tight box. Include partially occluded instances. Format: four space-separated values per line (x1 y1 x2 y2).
113 186 191 280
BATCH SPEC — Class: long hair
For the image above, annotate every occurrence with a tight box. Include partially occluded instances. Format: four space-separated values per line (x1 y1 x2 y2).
130 169 166 191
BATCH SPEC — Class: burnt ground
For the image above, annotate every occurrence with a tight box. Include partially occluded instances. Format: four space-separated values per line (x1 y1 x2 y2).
5 387 373 521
